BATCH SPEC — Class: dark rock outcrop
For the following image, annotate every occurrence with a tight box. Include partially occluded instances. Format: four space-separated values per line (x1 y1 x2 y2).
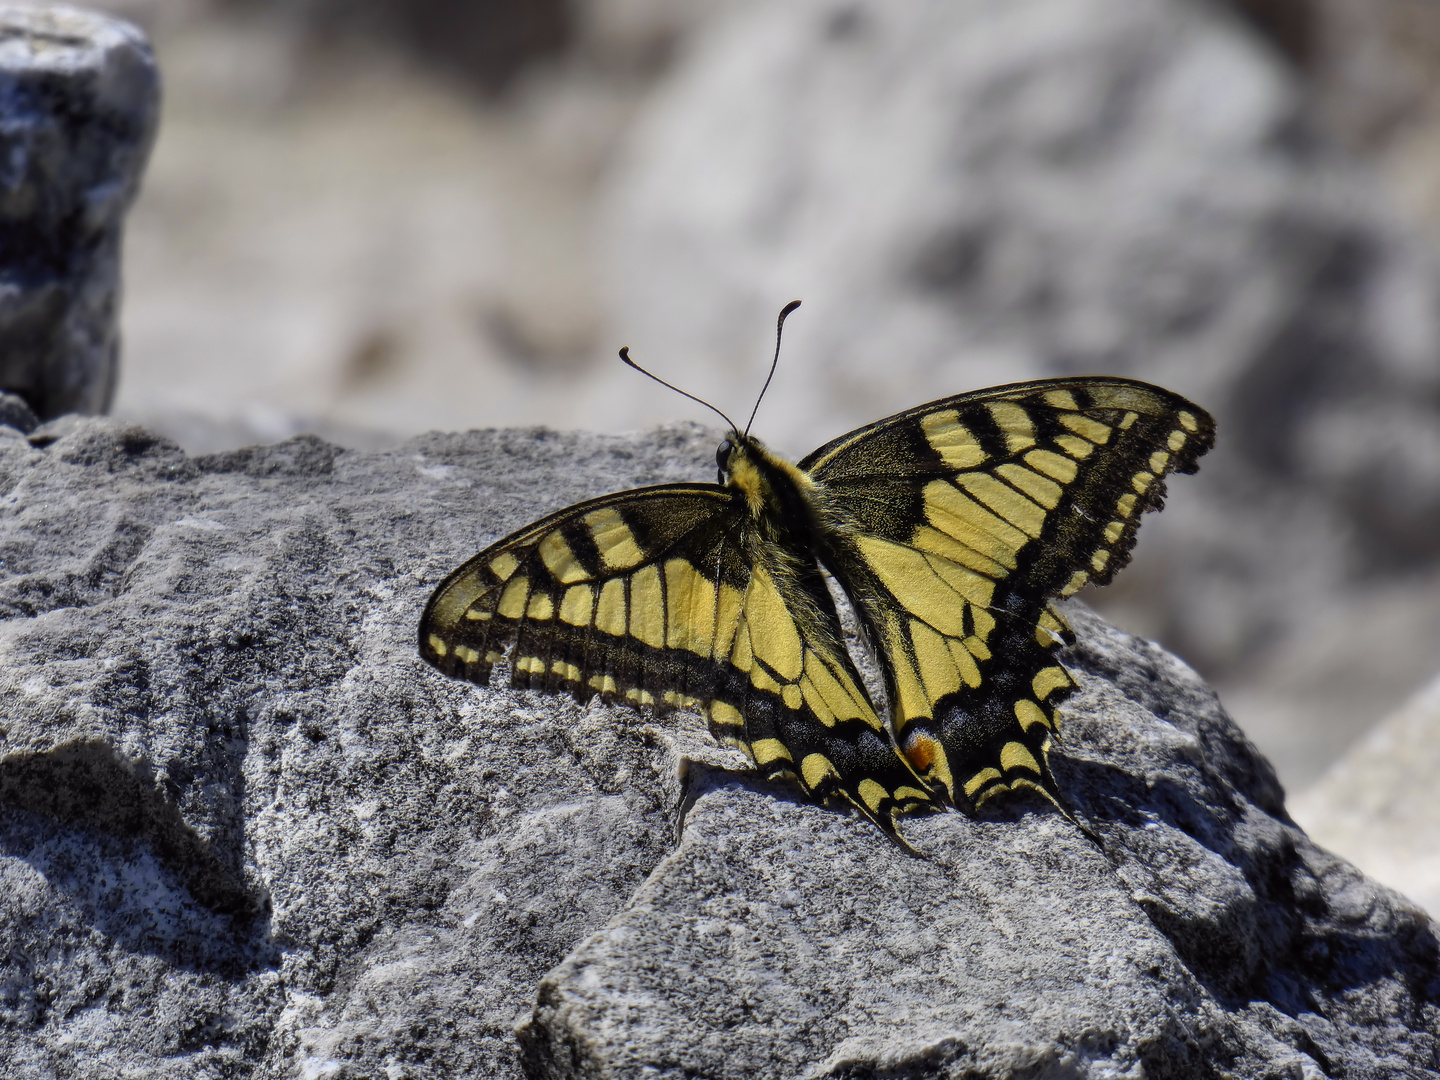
0 4 158 419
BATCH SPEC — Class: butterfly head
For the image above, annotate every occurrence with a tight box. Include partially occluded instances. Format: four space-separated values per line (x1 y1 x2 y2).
715 432 762 508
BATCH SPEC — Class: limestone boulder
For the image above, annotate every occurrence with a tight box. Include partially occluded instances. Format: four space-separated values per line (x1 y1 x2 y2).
0 416 1434 1078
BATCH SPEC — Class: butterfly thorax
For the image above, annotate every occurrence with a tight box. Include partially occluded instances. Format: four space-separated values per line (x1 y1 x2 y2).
717 431 859 700
718 434 828 548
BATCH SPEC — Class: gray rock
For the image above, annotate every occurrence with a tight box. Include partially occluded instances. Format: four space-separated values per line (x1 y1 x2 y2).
0 388 36 432
521 604 1440 1079
0 417 1435 1077
1293 673 1440 919
0 418 716 1078
0 4 159 420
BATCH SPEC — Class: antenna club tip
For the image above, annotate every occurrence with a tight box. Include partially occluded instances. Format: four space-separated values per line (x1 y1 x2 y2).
747 299 802 436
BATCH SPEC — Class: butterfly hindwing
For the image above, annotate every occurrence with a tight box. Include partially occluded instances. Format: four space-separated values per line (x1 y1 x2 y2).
419 486 939 839
804 378 1214 808
708 550 938 837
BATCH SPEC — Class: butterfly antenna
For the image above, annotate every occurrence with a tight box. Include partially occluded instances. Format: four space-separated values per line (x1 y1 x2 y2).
745 299 802 436
619 347 739 433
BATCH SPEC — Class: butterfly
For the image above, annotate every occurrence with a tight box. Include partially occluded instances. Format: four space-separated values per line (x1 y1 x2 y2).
419 302 1215 847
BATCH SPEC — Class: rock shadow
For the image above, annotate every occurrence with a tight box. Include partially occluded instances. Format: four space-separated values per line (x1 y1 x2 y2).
0 738 276 975
1056 752 1440 1020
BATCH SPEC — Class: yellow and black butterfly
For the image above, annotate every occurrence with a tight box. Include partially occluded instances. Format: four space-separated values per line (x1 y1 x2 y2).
419 302 1214 846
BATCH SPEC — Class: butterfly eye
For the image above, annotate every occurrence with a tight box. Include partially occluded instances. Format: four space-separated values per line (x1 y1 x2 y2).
715 439 733 470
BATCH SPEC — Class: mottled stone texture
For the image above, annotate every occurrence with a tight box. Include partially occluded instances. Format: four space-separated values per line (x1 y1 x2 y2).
0 414 1434 1078
520 606 1440 1080
0 5 158 419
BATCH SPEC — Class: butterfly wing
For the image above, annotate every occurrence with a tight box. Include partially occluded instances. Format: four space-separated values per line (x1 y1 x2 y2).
801 377 1215 808
419 485 938 838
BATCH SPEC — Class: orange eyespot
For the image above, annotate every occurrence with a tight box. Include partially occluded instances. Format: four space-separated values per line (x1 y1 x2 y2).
904 732 941 773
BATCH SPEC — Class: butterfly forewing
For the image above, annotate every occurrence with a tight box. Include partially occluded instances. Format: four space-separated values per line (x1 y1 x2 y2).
419 485 939 839
804 378 1214 808
421 486 742 708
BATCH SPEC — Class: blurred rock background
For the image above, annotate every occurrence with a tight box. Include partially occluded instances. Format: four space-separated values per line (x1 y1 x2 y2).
16 0 1440 907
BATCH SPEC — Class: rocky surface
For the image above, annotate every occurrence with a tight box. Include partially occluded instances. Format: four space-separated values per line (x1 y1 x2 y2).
0 4 159 419
0 415 1435 1078
1294 673 1440 920
524 604 1440 1079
